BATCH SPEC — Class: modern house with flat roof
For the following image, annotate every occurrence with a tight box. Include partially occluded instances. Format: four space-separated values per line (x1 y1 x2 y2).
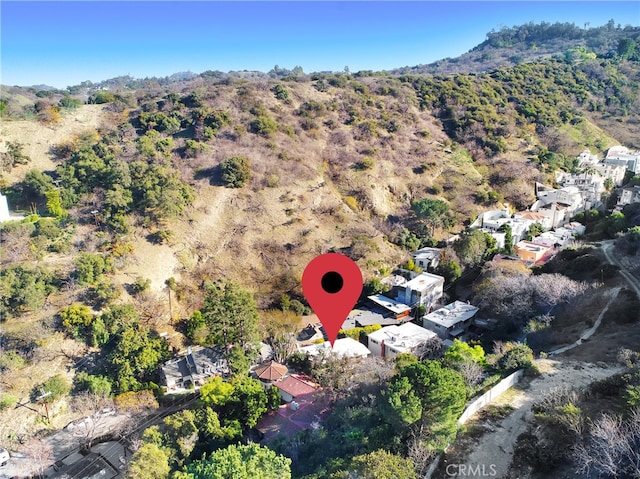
422 301 479 339
367 322 439 359
298 337 371 359
391 272 444 310
366 294 411 319
515 240 553 264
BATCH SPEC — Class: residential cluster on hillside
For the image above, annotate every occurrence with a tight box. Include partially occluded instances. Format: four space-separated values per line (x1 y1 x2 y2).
155 144 640 409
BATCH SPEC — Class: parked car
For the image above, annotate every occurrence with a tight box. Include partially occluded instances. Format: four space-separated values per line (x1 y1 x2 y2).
0 447 10 467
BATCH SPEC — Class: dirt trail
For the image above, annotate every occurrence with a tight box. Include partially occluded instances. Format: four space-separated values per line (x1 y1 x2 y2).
456 359 622 479
602 240 640 298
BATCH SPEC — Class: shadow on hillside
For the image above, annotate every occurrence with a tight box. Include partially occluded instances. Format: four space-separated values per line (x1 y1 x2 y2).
194 165 225 186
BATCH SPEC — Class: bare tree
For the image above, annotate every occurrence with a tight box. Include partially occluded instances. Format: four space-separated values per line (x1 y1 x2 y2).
407 425 436 477
70 392 115 448
456 360 484 386
21 438 53 479
574 408 640 478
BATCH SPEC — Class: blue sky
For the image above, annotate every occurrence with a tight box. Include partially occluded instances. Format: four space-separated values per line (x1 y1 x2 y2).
1 1 639 88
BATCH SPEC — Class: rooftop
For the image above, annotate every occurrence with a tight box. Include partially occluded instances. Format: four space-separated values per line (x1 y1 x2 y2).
412 247 442 260
368 322 438 351
404 272 444 291
275 374 319 398
423 301 479 329
342 308 399 329
298 337 371 358
515 240 553 253
367 295 411 315
255 361 288 381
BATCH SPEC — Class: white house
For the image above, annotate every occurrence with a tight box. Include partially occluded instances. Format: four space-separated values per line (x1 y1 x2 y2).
604 146 640 174
618 186 640 206
393 272 444 310
471 208 546 244
531 183 584 228
411 247 442 270
0 194 11 222
422 301 479 339
298 338 371 359
367 322 439 359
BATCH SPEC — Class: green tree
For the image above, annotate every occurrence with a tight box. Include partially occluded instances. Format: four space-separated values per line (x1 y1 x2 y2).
525 222 546 240
499 224 515 255
161 409 199 465
177 443 291 479
454 229 496 267
347 450 417 479
385 360 466 448
0 265 56 319
617 38 637 59
108 325 171 393
127 443 170 479
200 376 234 407
59 303 93 340
411 198 454 235
45 189 67 218
435 258 462 283
220 156 251 188
443 339 486 366
75 252 112 285
187 282 259 373
228 376 268 428
33 374 70 402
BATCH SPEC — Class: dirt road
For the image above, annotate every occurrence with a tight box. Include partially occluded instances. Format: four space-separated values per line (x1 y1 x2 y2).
450 360 622 479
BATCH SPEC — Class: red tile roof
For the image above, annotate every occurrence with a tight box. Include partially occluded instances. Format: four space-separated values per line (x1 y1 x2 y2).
255 361 288 381
275 374 318 398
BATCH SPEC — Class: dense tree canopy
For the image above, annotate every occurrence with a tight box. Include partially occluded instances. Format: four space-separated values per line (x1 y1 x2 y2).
385 360 466 448
187 281 259 373
176 443 291 479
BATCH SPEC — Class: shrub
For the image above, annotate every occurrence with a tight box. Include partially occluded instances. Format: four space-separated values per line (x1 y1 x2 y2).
0 351 26 371
345 196 358 211
131 276 151 295
355 157 375 170
33 374 71 402
221 156 251 188
0 394 18 411
59 97 82 109
272 84 289 100
114 390 159 412
265 174 280 188
90 91 115 104
60 303 93 339
75 372 113 396
250 115 278 137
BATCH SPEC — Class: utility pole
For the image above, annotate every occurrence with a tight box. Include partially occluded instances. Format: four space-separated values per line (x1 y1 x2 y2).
36 389 52 423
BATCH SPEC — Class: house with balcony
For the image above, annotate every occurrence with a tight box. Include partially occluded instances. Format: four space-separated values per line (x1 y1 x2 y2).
422 301 479 339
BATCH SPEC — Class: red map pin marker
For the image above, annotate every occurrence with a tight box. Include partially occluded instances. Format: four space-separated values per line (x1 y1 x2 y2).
302 253 363 347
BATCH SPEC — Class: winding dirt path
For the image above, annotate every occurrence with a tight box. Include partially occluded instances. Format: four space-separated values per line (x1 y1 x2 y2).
602 240 640 298
454 360 622 479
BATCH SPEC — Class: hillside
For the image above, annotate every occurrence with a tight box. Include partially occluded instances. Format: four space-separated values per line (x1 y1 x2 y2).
1 21 640 476
393 20 640 76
